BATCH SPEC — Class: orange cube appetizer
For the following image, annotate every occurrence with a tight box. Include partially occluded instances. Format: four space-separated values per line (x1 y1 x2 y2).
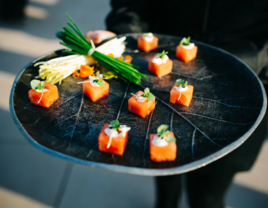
176 37 198 63
138 33 158 52
82 75 109 102
148 51 173 77
98 120 130 156
170 79 193 107
28 80 59 108
128 88 155 118
150 125 177 162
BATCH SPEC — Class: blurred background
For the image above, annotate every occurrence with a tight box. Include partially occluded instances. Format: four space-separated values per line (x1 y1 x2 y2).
0 0 267 207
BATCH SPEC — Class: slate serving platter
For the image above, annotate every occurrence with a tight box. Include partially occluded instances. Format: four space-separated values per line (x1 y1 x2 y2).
10 33 266 176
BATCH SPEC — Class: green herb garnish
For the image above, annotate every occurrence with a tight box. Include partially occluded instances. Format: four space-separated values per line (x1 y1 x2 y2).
94 79 104 87
143 32 152 37
56 13 148 84
31 80 46 91
131 88 154 101
180 36 191 46
107 120 120 148
30 79 46 104
175 79 188 88
157 124 176 143
110 120 120 129
155 50 168 59
94 71 104 86
143 88 155 101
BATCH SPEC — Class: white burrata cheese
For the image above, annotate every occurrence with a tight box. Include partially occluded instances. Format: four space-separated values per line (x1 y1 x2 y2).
135 93 147 102
181 43 195 50
88 75 100 87
152 135 168 147
142 33 154 42
175 85 188 92
104 125 131 138
152 55 169 65
35 89 48 93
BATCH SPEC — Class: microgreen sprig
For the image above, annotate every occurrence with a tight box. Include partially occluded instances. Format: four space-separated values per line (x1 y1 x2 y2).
107 120 121 148
77 71 104 86
30 80 46 104
94 79 104 87
31 80 46 91
96 71 101 77
131 88 154 101
155 50 168 59
94 71 104 86
110 120 120 129
143 88 154 101
157 125 176 143
180 36 191 46
176 79 188 88
143 32 152 37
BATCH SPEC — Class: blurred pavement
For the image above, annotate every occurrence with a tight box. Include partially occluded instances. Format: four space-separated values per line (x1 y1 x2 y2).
0 0 267 207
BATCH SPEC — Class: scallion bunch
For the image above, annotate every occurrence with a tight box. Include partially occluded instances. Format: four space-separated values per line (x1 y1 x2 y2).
56 14 147 84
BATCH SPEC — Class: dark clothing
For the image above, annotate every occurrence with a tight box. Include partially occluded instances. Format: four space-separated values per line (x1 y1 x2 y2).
186 170 235 208
156 168 235 208
106 1 268 207
106 0 268 76
156 171 235 208
107 0 268 41
0 0 28 21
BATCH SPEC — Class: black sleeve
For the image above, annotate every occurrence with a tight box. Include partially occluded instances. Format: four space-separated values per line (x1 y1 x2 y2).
214 40 268 80
106 0 150 34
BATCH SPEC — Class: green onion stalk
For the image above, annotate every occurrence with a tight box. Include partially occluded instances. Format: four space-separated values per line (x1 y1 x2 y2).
56 14 148 84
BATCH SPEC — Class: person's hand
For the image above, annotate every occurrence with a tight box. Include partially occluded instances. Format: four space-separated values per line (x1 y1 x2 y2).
85 30 116 44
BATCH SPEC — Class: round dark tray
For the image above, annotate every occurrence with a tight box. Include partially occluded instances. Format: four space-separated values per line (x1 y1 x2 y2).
10 33 266 176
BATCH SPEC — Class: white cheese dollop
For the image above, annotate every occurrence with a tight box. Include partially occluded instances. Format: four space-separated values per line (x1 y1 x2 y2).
135 93 147 103
88 75 102 87
175 85 188 92
152 55 169 65
35 89 48 93
181 43 195 50
152 135 168 147
104 125 131 138
142 33 154 42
